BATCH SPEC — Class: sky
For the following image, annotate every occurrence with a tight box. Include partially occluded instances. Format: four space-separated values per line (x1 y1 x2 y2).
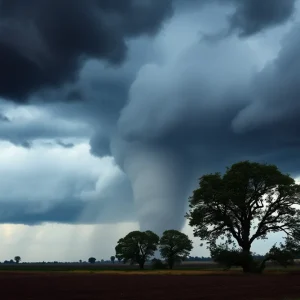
0 0 300 262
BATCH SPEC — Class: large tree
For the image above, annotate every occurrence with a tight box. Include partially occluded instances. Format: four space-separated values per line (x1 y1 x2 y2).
115 230 159 269
159 230 193 269
186 161 300 273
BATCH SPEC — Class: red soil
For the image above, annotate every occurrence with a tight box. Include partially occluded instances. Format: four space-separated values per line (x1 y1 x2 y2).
2 272 300 299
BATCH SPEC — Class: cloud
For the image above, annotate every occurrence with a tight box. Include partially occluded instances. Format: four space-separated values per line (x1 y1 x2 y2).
111 9 259 232
56 140 75 149
176 0 296 36
0 141 134 225
110 3 300 232
0 0 300 236
232 23 300 132
0 113 9 122
0 0 295 102
227 0 296 36
0 0 173 101
0 104 91 146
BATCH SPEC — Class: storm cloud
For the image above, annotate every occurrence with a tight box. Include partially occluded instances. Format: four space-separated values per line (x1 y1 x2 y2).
0 0 173 101
0 0 296 102
0 0 300 233
227 0 296 36
111 1 300 231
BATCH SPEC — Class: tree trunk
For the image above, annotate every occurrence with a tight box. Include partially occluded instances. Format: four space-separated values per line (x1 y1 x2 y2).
241 246 252 273
139 262 144 270
242 261 251 273
168 258 174 270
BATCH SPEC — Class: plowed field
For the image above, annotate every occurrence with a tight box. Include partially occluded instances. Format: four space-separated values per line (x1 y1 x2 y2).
1 272 300 299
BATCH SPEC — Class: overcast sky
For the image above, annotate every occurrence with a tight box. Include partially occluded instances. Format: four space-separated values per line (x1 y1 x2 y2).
0 0 300 262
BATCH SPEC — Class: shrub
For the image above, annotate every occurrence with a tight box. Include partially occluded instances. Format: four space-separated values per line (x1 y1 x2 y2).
151 258 167 270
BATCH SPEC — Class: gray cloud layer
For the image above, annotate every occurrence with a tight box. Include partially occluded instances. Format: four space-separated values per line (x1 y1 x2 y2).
0 0 294 101
227 0 296 36
0 0 173 101
0 0 299 232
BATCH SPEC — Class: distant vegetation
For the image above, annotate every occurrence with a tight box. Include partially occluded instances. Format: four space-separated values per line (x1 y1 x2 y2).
88 257 96 264
14 256 21 264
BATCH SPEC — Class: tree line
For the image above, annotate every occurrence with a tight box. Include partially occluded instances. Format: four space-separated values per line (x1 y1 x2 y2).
115 161 300 273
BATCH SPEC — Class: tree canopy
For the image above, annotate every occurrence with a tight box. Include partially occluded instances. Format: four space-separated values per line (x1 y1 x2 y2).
88 257 96 264
115 230 159 269
186 161 300 272
159 230 193 269
14 256 21 264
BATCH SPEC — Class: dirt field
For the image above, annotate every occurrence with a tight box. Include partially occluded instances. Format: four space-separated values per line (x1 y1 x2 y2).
1 272 300 299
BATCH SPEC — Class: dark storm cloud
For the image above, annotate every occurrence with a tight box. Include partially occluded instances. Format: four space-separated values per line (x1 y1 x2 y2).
232 23 300 133
0 173 135 225
0 0 299 230
0 112 90 146
0 199 134 225
112 13 300 231
227 0 296 36
177 0 296 36
34 0 299 231
0 0 173 101
0 0 295 103
230 23 300 174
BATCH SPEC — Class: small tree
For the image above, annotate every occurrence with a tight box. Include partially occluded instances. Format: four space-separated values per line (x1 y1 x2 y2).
211 237 300 273
14 256 21 264
88 257 96 264
110 256 115 264
186 161 300 273
159 230 193 269
115 230 159 269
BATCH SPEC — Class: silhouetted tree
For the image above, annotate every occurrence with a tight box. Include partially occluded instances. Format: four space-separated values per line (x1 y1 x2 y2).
110 256 115 264
14 256 21 264
159 230 193 269
187 161 300 273
115 230 159 269
88 257 96 264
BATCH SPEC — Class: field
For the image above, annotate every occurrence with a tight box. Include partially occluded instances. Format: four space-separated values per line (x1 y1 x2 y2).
1 263 300 299
2 270 300 299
